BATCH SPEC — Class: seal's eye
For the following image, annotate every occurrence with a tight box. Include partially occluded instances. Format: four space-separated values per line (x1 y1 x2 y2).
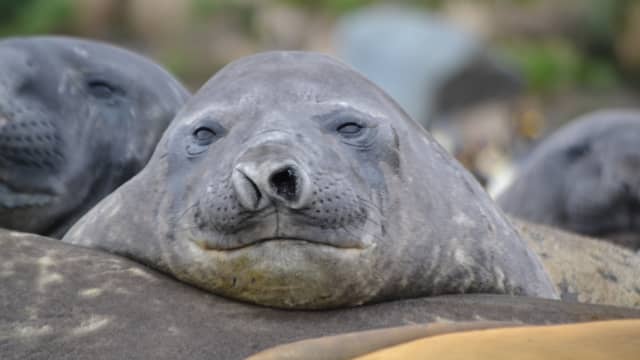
336 121 364 138
336 122 362 135
194 126 216 144
566 143 591 160
317 109 376 147
88 80 115 99
187 122 224 157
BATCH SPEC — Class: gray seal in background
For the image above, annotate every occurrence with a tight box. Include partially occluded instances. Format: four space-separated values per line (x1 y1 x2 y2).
0 36 189 237
64 51 556 309
499 110 640 250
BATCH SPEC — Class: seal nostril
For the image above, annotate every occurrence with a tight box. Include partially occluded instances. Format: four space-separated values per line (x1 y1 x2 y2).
243 171 262 207
269 166 298 202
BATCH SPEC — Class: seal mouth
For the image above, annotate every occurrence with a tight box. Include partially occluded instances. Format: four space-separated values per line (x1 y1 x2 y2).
192 236 366 252
0 182 55 209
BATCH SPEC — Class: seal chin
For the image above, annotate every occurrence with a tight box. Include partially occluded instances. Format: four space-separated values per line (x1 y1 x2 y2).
0 182 55 209
176 238 380 309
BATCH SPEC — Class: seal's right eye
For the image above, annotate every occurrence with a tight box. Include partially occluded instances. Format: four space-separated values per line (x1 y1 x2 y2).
88 80 116 99
337 122 364 136
566 143 591 160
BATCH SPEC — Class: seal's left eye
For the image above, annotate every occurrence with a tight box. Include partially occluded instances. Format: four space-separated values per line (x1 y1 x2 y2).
88 80 115 98
194 126 216 143
337 122 363 136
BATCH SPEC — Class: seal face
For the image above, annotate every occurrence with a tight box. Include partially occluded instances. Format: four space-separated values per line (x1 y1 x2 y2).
0 36 189 237
499 110 640 250
64 51 557 309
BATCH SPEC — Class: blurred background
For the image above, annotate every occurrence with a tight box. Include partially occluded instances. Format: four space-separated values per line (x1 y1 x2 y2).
3 0 639 194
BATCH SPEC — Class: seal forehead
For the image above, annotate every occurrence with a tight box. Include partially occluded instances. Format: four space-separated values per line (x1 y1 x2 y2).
185 51 396 118
2 36 187 102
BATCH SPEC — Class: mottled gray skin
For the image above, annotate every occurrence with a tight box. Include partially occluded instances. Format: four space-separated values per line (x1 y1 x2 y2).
64 51 556 309
4 231 638 360
0 36 189 237
514 217 640 309
499 110 640 250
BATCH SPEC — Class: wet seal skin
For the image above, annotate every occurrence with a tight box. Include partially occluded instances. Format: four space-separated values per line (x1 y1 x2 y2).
499 110 640 250
0 36 189 237
64 51 556 309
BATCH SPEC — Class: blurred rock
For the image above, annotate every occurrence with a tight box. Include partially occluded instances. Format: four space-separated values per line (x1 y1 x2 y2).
441 0 494 40
485 0 590 40
615 1 640 75
433 54 522 115
71 0 120 38
333 5 523 189
335 5 509 129
127 0 189 46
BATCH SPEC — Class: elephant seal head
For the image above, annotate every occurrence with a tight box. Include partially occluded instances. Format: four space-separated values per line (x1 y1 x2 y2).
65 51 556 308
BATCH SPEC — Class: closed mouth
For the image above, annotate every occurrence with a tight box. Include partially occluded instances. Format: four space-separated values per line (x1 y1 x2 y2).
0 182 54 209
192 236 365 252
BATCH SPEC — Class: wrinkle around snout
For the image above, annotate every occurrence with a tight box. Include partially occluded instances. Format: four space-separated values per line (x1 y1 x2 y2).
187 209 373 252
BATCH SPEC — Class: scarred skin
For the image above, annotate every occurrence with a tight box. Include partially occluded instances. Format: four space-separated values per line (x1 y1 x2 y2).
0 36 189 237
64 51 557 309
499 110 640 250
4 231 637 360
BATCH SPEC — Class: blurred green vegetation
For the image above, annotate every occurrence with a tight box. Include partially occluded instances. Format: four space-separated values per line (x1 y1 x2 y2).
279 0 444 14
0 0 74 36
192 0 256 33
501 41 619 94
0 0 637 96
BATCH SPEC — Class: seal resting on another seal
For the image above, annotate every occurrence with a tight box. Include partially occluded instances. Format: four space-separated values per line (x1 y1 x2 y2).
64 51 556 309
498 110 640 250
3 231 638 360
0 36 189 237
514 217 640 309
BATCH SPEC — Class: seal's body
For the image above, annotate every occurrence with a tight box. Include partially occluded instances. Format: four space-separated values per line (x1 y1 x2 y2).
5 231 638 360
64 51 556 308
0 36 189 237
499 110 640 250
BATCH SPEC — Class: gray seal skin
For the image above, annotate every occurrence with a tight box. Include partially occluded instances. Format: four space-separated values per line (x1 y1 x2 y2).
3 231 639 360
514 217 640 309
64 51 556 309
499 110 640 250
0 36 189 237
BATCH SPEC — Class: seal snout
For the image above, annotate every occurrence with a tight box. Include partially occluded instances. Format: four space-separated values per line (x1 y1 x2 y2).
232 161 310 211
269 166 299 203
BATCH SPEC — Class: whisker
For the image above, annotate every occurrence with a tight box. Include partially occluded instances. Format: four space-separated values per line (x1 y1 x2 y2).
341 222 385 244
170 201 200 225
356 196 383 213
